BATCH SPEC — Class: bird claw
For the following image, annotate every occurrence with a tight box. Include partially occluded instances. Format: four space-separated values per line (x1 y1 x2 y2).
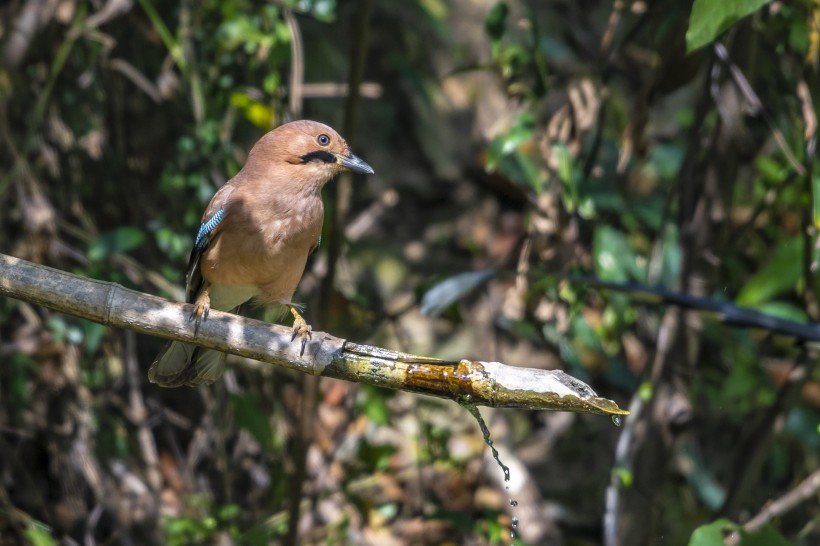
189 289 211 334
288 306 312 356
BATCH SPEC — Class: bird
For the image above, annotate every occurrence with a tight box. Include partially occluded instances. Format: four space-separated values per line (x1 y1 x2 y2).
148 119 374 387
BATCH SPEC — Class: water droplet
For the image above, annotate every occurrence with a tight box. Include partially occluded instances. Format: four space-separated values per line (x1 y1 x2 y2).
612 415 623 427
512 516 519 528
509 499 518 507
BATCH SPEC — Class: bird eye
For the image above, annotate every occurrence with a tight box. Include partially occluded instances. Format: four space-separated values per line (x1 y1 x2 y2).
317 134 331 146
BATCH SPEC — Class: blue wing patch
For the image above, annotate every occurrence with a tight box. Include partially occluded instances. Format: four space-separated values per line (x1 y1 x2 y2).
195 208 225 250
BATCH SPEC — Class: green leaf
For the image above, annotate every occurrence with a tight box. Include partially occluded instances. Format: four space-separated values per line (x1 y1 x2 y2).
785 406 820 450
81 322 106 354
358 440 397 471
739 524 793 546
686 0 772 53
688 519 735 546
218 503 241 521
23 520 56 546
359 386 392 426
756 156 787 184
593 226 642 282
752 301 807 324
485 2 508 41
230 393 273 450
552 144 579 211
613 467 633 487
638 381 653 401
688 519 793 546
736 238 802 307
88 227 146 261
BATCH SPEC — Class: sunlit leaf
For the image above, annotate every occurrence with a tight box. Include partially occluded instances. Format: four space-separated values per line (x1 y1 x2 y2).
613 467 633 487
638 381 653 401
736 238 801 307
593 226 642 281
419 0 447 21
686 0 772 53
813 174 820 228
230 91 274 128
689 519 735 546
756 156 788 184
23 520 56 546
752 301 807 324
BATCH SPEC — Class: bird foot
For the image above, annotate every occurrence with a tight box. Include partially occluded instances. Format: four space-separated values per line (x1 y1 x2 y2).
189 288 211 334
288 305 312 355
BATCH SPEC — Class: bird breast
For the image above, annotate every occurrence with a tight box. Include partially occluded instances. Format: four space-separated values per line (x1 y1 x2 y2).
200 188 324 303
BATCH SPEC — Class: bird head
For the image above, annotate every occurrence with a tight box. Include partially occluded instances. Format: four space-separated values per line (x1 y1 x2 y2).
247 120 373 187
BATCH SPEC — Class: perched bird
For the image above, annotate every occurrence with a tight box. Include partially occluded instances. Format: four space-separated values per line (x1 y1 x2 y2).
149 120 374 387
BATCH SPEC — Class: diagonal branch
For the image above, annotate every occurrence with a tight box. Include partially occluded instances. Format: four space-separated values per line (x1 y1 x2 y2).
743 466 820 532
0 253 627 415
569 276 820 342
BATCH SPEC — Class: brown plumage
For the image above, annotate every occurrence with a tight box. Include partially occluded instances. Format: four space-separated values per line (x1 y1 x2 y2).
149 120 373 387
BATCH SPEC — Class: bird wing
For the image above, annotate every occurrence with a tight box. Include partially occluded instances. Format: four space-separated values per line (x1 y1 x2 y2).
184 184 235 303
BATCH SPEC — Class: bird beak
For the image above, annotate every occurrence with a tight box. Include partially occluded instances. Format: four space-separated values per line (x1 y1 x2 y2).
335 152 374 175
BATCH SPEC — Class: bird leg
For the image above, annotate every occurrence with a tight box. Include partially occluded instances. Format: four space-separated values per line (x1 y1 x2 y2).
287 304 312 355
190 284 211 334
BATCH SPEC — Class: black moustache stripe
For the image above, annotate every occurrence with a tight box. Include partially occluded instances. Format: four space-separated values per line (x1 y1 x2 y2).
300 150 336 164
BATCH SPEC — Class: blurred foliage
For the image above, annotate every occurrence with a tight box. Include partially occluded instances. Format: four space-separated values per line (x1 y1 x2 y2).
1 0 820 545
688 518 792 546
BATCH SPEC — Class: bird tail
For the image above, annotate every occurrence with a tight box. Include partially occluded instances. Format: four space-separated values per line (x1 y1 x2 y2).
148 341 227 387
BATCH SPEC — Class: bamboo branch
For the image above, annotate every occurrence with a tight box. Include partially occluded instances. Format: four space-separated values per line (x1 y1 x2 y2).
0 253 627 415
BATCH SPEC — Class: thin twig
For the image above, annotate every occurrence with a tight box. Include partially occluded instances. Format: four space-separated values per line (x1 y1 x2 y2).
124 330 162 491
719 356 815 518
743 466 820 532
713 43 805 176
285 10 303 118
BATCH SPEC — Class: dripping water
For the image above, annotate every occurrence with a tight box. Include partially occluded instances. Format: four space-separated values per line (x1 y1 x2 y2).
459 398 520 541
460 400 510 482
